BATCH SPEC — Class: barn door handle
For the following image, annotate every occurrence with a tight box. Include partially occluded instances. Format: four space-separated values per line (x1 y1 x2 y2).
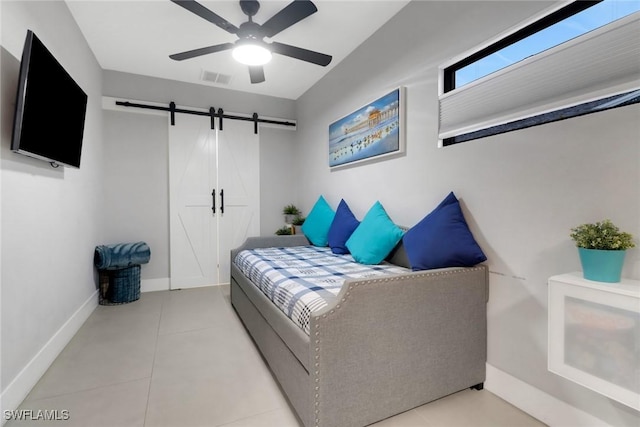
220 189 224 214
211 188 216 214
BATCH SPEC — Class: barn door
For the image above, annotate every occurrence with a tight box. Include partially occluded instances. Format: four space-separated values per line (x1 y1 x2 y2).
216 120 260 285
169 114 260 289
168 114 217 289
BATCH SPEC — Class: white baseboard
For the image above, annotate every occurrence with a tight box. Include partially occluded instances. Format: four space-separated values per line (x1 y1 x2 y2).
1 290 98 424
166 282 229 291
141 277 170 293
485 363 610 427
139 277 224 293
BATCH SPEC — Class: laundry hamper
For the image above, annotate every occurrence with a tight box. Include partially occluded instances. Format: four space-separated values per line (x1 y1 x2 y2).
98 265 141 305
94 241 150 305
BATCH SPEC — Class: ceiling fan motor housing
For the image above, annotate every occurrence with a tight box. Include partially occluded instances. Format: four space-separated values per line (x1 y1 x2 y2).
237 21 263 40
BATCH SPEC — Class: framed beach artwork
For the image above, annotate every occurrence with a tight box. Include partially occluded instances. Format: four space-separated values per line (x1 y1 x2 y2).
329 87 404 169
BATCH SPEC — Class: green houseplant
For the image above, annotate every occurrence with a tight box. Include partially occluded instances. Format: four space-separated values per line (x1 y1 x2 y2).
292 215 305 235
570 219 635 283
275 226 293 236
283 204 301 224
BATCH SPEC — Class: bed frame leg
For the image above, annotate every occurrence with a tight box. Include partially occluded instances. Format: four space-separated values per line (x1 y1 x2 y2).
471 383 484 391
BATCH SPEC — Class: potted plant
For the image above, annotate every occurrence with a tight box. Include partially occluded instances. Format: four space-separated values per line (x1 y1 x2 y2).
275 226 292 236
283 204 301 224
292 215 305 235
570 219 635 283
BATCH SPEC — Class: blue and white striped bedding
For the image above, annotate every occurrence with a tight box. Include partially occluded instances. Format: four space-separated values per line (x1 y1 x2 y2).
234 246 409 335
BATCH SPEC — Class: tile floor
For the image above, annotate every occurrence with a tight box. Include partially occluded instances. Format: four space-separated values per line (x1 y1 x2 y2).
8 286 546 427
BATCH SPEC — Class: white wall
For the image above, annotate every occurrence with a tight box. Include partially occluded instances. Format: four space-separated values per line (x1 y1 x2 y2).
102 71 298 283
294 1 639 426
1 0 104 413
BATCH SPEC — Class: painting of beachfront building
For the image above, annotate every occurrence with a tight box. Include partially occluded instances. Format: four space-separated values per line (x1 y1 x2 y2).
329 88 403 168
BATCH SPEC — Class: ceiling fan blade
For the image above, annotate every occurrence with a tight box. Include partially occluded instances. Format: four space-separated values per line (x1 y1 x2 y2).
270 41 332 66
249 66 265 84
171 0 238 34
169 43 235 61
261 0 317 38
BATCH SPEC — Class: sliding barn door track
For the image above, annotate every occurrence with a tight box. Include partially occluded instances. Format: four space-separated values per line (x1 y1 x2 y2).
115 100 296 134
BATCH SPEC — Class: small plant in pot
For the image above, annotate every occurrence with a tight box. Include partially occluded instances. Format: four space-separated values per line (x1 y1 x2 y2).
570 219 635 283
275 226 293 236
283 204 301 224
292 215 305 235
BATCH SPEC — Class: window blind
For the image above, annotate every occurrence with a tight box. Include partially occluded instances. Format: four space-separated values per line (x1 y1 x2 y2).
438 12 640 142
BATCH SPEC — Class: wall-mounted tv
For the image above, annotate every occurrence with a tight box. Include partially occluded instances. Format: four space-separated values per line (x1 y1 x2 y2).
11 30 88 169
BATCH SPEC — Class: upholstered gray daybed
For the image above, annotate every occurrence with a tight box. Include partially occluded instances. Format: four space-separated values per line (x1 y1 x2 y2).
230 234 488 427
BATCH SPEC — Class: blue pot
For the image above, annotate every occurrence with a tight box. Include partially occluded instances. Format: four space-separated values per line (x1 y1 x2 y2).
578 248 626 283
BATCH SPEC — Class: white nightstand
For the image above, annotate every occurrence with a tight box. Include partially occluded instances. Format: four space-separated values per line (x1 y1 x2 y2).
548 273 640 410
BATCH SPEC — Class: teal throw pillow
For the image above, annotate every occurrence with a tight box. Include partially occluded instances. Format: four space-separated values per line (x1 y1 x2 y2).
346 201 404 264
302 196 335 246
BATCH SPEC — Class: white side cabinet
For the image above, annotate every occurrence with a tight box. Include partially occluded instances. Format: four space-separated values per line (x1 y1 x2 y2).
548 273 640 410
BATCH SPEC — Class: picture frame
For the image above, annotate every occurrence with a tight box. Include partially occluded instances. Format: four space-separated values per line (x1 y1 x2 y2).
329 87 404 169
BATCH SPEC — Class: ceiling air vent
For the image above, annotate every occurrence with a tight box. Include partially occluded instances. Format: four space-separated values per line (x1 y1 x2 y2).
201 70 232 85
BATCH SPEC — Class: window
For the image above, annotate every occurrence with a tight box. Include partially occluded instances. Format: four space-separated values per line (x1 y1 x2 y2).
438 0 640 146
447 89 640 145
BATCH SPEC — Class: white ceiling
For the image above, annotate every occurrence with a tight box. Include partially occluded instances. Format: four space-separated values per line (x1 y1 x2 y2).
66 0 409 100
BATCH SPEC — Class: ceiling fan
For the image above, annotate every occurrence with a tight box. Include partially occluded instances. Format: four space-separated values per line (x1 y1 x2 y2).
169 0 333 84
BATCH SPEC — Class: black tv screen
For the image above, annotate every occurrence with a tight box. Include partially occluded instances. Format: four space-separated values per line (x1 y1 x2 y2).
11 30 88 168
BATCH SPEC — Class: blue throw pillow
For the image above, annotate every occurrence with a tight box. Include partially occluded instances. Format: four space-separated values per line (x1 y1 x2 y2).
346 201 404 264
327 199 360 254
302 196 335 246
403 192 487 270
434 190 458 209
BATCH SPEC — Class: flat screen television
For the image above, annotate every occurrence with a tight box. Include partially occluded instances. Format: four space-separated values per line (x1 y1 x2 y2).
11 30 88 168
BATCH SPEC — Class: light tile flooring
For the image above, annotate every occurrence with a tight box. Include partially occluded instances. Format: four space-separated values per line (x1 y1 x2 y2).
9 286 546 427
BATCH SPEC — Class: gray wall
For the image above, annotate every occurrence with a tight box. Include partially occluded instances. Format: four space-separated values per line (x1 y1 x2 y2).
103 71 296 120
259 126 300 234
102 111 169 279
1 0 104 396
102 71 298 280
294 1 639 426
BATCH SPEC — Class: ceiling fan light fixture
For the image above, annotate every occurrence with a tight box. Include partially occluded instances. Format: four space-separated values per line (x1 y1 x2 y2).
232 43 272 66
